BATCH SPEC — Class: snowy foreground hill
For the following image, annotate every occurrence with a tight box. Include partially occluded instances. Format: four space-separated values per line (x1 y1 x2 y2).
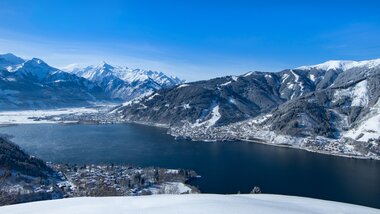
1 194 379 214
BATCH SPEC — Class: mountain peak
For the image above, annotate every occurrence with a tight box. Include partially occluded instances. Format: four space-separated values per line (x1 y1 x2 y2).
23 58 50 68
30 58 45 64
0 53 25 68
17 58 58 80
0 53 20 59
97 61 114 69
297 58 380 71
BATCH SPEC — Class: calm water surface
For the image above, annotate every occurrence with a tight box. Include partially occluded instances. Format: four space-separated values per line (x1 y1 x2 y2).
0 123 379 208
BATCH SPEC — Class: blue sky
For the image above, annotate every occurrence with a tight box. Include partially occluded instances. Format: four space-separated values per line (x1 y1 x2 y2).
0 0 379 81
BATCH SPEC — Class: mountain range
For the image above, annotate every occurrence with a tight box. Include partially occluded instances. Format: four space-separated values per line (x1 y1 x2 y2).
62 62 182 100
1 52 379 158
116 59 380 158
0 53 181 109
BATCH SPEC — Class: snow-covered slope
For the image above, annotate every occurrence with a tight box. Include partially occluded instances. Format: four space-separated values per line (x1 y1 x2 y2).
1 194 378 214
297 58 380 71
117 58 380 159
62 62 182 100
344 98 380 142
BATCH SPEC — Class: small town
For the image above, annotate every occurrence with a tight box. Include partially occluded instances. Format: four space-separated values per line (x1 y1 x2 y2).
50 163 199 197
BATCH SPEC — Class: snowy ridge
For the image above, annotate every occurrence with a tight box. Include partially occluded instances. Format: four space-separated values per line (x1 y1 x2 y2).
1 194 378 214
243 71 254 77
16 58 59 80
62 62 181 86
177 84 190 88
62 62 182 100
297 58 380 71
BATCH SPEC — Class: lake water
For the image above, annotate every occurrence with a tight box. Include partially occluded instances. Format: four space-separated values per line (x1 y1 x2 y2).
0 123 379 208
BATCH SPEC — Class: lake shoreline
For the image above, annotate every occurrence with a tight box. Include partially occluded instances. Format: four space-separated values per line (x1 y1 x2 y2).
1 123 379 208
119 120 380 161
0 106 378 161
1 115 379 161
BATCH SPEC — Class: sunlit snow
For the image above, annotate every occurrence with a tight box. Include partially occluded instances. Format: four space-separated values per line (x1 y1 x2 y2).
1 194 378 214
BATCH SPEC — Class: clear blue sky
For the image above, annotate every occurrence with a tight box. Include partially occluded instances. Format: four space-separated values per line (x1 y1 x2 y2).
0 0 379 81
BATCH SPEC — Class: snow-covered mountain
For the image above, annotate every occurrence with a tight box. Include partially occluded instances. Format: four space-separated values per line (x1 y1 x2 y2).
62 62 182 100
297 59 380 71
116 58 380 159
0 53 24 71
0 53 107 109
0 53 181 109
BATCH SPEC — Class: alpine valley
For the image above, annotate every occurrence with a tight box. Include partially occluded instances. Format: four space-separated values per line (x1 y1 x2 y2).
0 53 379 159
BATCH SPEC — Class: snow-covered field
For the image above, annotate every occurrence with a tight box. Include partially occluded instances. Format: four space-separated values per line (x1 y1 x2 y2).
0 107 101 124
1 194 378 214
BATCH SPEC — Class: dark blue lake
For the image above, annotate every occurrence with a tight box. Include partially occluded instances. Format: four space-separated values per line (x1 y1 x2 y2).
0 123 379 208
